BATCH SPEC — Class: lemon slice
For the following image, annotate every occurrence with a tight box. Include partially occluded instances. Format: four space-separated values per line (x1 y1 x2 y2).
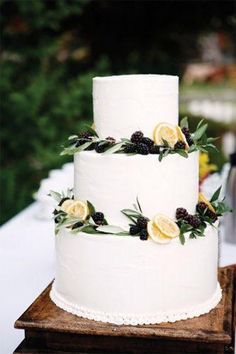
147 220 172 244
176 126 189 150
199 193 216 213
60 199 74 213
153 214 180 238
66 200 89 220
153 123 178 148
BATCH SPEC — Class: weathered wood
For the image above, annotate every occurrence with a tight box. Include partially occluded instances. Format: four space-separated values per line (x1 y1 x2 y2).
14 267 235 354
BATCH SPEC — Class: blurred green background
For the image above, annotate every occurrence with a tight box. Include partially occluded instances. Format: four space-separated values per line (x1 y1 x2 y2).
1 0 236 224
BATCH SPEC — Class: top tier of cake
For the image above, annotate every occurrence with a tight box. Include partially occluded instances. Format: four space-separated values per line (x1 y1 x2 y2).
93 74 179 139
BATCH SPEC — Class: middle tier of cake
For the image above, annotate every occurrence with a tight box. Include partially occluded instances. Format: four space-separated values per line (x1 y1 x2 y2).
74 151 199 228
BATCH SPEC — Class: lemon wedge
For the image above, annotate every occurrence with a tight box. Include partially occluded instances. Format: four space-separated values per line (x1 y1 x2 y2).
153 214 180 238
147 220 172 244
176 126 189 150
153 123 178 148
60 199 74 213
66 200 89 220
199 193 216 213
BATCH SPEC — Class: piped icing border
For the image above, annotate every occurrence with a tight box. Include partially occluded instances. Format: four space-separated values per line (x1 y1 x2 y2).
50 281 222 325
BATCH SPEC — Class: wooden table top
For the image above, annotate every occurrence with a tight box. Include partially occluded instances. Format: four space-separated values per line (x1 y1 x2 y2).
15 267 235 345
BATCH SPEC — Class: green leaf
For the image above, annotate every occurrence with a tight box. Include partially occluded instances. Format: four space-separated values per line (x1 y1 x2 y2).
210 186 222 203
188 144 198 153
84 125 99 137
196 119 205 130
175 149 188 158
103 142 124 155
207 137 219 143
49 190 62 203
68 135 78 140
179 233 185 245
96 225 127 234
136 196 143 213
158 151 164 161
180 116 188 129
193 123 208 141
81 225 98 234
87 200 96 215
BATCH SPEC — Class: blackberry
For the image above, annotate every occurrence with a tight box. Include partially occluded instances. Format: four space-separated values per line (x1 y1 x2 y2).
136 143 149 155
186 214 201 228
95 142 108 153
58 197 70 206
176 208 188 220
131 131 144 144
182 127 193 146
85 142 95 151
137 216 148 229
80 131 93 139
174 140 186 150
123 144 137 154
206 209 218 222
71 221 84 229
140 229 148 240
106 136 116 144
149 145 160 154
54 215 61 224
129 224 140 235
92 212 105 225
141 137 154 148
76 139 87 147
196 202 208 214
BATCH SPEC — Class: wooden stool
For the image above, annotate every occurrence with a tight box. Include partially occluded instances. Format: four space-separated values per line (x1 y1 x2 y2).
14 267 235 354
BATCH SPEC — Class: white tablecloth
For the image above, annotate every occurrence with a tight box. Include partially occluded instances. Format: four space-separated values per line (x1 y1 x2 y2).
0 202 235 354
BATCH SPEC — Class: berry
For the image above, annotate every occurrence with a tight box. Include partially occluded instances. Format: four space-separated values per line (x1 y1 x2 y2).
174 141 186 150
95 143 108 153
75 131 93 147
137 217 148 229
131 131 144 144
58 197 70 206
55 215 61 224
141 137 154 148
185 214 201 228
106 136 116 144
71 221 84 229
140 229 148 240
182 127 193 146
80 131 93 139
129 225 140 235
149 145 160 154
136 143 149 155
206 209 218 222
123 144 137 154
92 212 105 225
85 142 95 151
176 208 188 220
196 202 208 214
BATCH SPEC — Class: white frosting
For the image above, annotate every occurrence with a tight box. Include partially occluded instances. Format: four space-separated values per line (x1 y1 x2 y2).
93 75 179 139
74 151 199 227
51 225 221 325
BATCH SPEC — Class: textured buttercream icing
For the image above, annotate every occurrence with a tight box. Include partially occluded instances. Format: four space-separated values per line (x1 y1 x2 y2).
93 74 179 139
51 74 222 325
74 151 199 227
51 226 221 325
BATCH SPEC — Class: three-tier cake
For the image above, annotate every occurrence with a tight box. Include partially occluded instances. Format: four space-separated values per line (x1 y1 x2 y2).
50 75 224 325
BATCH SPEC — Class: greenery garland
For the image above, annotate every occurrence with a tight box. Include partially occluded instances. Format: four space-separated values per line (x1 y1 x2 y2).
60 118 218 161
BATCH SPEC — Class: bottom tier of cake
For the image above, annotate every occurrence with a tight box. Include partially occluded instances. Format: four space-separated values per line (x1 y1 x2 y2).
50 226 222 325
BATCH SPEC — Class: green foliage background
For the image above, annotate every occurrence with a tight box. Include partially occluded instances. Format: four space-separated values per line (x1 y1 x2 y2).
0 0 235 224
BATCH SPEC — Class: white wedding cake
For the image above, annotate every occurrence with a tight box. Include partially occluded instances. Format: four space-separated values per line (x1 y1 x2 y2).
50 74 227 325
